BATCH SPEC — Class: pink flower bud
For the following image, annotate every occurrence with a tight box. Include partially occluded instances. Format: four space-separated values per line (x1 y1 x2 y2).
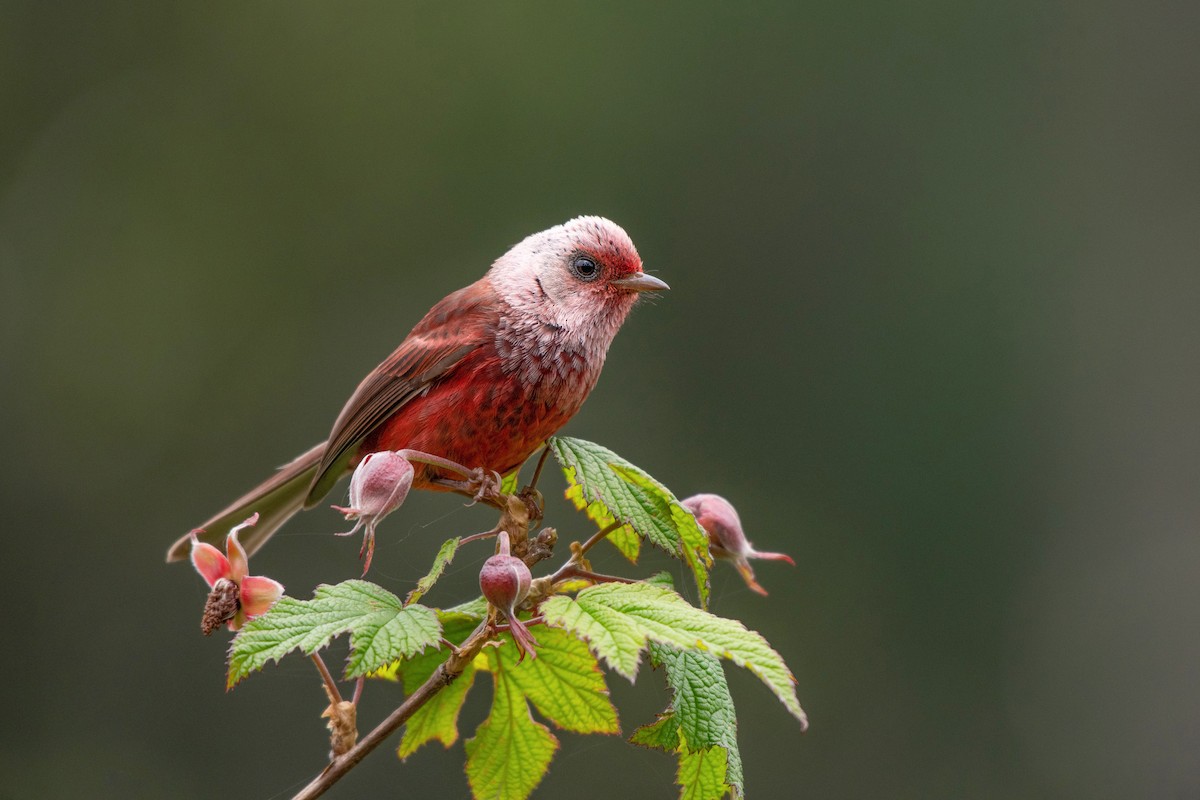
348 451 415 518
479 532 538 661
682 493 795 597
332 451 415 575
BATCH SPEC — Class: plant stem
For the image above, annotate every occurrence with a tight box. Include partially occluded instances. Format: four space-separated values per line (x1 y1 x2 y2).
395 449 477 480
527 445 552 492
291 621 491 800
310 653 342 705
577 521 623 558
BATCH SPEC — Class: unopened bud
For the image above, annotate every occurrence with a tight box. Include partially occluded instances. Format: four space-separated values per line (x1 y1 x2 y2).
480 532 538 661
682 493 795 597
333 451 415 575
348 451 414 518
480 554 532 612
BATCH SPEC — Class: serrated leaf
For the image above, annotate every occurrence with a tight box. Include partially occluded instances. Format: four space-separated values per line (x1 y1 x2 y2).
652 644 744 798
564 477 642 562
465 664 559 800
630 711 681 751
445 595 489 619
406 537 461 605
399 662 477 758
678 744 729 800
395 613 484 758
549 436 711 606
540 582 807 727
227 581 440 688
611 464 712 609
488 626 619 735
374 611 479 681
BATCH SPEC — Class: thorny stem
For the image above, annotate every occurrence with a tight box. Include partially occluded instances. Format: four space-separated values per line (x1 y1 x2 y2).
292 621 491 800
310 653 342 705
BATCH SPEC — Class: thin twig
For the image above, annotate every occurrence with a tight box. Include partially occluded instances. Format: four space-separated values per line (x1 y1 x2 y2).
310 653 342 705
558 566 638 585
459 526 500 545
352 677 364 706
527 445 552 492
291 621 491 800
577 521 623 558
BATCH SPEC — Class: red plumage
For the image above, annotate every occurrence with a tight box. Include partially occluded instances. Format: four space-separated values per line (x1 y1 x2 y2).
167 216 667 561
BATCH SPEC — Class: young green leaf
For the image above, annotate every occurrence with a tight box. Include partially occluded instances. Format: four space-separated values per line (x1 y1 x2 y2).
227 580 440 688
500 469 521 495
563 475 642 562
677 745 730 800
464 664 559 800
653 644 744 797
540 582 807 728
393 613 484 758
629 711 681 751
399 662 478 758
487 626 619 735
549 436 712 606
405 536 461 606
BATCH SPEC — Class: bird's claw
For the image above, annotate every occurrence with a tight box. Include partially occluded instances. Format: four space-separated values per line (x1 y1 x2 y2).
466 468 503 506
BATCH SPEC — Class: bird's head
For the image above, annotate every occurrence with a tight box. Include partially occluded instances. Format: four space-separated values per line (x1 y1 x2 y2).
488 216 668 341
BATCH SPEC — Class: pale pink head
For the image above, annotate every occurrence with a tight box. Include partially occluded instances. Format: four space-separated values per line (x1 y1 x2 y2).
682 493 795 597
487 216 668 357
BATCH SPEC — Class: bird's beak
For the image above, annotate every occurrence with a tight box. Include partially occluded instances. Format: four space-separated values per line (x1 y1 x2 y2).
612 273 670 293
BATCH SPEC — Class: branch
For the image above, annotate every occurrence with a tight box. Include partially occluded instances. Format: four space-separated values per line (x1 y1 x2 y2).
291 621 491 800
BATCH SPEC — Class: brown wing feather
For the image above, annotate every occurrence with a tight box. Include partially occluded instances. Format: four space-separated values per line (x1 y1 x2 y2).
306 279 500 503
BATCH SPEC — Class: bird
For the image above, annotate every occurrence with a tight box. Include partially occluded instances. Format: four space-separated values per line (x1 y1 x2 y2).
166 216 667 562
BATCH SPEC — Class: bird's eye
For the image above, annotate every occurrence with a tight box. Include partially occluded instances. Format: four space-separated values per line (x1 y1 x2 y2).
570 255 600 281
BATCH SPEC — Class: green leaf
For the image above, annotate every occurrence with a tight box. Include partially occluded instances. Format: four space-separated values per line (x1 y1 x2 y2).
629 711 681 751
540 582 807 727
394 613 483 758
405 537 461 606
445 595 489 619
465 662 559 800
500 470 521 495
631 648 744 799
563 476 642 562
227 580 441 688
549 436 712 606
487 626 619 734
678 745 730 800
611 463 712 610
399 662 478 758
653 644 744 798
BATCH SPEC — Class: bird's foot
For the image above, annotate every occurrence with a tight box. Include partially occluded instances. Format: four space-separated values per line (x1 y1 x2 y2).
432 467 504 508
465 468 503 505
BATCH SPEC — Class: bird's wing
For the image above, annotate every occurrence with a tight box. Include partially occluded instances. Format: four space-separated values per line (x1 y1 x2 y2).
307 279 500 503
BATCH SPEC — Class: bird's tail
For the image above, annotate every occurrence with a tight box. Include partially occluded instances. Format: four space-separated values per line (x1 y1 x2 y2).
165 442 326 562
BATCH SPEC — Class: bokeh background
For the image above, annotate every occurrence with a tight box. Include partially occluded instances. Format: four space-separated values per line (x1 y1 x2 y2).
2 2 1198 798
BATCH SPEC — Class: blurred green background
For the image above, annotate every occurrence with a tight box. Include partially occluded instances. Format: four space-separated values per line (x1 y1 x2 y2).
3 2 1198 798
